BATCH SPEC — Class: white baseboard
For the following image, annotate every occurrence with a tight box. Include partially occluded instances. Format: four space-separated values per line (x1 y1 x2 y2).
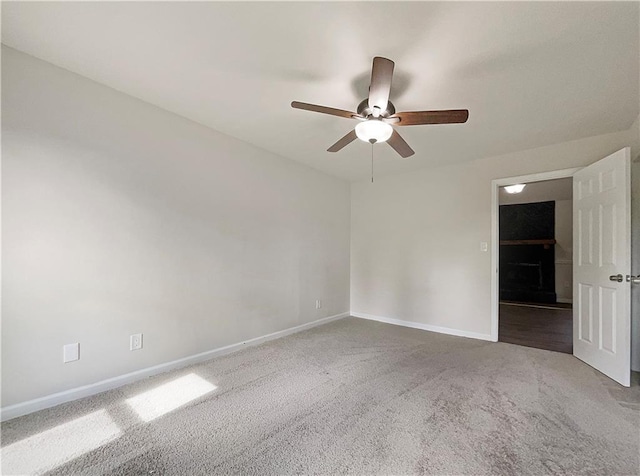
557 298 573 304
352 312 493 342
1 312 349 422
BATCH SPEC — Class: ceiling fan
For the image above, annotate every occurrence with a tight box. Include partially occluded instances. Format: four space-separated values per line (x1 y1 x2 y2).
291 57 469 158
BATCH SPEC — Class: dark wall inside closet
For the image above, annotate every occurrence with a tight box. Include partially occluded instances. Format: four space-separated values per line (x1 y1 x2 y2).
499 201 556 304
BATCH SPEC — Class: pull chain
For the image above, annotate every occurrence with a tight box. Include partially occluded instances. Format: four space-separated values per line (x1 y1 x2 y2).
371 141 374 183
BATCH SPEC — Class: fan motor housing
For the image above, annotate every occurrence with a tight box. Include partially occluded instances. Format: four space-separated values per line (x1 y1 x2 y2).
357 99 396 118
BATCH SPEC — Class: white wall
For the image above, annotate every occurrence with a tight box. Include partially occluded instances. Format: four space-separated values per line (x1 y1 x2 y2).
1 47 351 407
351 127 637 340
554 200 573 303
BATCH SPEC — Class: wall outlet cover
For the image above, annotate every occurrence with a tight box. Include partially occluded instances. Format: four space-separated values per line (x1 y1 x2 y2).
63 343 79 363
130 333 143 351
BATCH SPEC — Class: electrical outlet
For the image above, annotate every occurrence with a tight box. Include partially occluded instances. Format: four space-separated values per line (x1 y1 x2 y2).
480 242 488 252
316 299 322 309
130 333 143 351
63 343 79 363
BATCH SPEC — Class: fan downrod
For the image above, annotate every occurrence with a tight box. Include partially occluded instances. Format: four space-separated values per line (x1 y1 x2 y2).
356 99 396 119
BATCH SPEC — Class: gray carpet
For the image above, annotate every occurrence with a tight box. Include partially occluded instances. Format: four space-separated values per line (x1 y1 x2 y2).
2 317 639 475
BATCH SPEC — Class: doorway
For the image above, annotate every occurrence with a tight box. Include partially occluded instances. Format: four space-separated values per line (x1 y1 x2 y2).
490 149 633 386
489 168 580 346
496 178 573 353
498 179 573 352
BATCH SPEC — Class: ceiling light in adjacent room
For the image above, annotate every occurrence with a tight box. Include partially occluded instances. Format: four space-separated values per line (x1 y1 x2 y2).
355 119 393 143
504 184 526 194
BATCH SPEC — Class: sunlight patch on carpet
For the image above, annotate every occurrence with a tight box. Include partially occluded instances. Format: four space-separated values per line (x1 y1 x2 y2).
1 409 121 475
126 373 216 422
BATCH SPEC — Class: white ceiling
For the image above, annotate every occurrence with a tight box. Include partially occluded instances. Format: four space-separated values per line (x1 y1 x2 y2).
499 178 572 205
2 2 638 182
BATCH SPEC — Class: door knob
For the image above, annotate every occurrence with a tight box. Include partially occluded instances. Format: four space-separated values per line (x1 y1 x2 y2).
609 274 623 282
627 275 640 284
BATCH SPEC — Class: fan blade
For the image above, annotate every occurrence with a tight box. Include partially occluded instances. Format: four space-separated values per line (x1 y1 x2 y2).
367 57 395 115
327 130 358 153
392 109 469 126
291 101 359 119
387 130 414 158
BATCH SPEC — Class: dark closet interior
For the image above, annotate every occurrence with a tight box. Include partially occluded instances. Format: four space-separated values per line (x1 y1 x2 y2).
499 201 556 304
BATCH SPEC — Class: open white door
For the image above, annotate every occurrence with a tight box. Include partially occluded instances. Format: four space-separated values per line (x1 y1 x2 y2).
573 147 631 386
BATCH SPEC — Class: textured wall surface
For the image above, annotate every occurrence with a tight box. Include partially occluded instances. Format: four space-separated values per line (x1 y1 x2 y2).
2 48 351 406
352 127 637 339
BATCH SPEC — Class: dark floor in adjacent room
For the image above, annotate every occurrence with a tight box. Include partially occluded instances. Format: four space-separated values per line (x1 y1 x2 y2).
499 301 573 354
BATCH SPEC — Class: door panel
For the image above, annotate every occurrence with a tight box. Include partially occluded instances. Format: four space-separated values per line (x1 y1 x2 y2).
573 147 631 386
578 283 593 343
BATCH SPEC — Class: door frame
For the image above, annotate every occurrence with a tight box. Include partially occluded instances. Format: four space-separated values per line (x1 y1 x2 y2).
490 167 582 341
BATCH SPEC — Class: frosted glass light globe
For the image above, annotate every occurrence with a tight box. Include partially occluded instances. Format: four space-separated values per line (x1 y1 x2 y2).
504 184 526 194
355 120 393 143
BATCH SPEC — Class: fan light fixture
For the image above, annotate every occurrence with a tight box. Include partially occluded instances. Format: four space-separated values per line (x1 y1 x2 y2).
355 120 393 143
504 184 526 194
291 56 470 158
